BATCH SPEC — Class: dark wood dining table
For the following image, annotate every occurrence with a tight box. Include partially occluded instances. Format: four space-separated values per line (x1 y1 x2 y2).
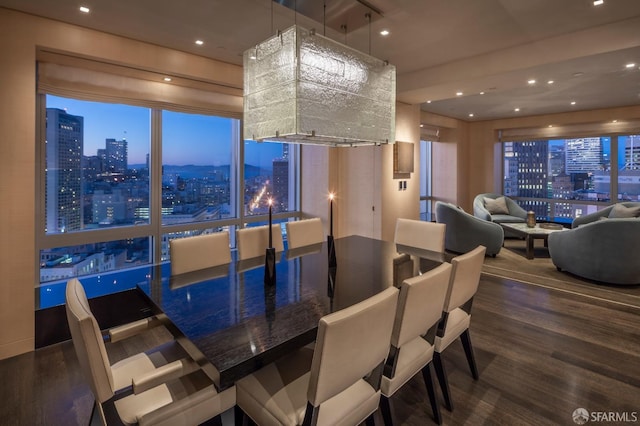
136 235 446 390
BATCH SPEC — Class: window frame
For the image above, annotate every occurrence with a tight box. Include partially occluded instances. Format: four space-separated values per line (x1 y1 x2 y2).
500 134 634 219
35 92 301 306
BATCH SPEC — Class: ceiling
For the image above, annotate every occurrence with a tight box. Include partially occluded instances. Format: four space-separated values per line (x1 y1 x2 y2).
2 0 640 121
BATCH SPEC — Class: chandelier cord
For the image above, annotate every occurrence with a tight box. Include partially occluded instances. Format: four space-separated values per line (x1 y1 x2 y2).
323 2 326 36
366 12 372 55
271 0 274 35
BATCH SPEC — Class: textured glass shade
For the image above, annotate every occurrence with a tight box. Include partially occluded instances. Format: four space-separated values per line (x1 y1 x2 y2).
244 25 396 146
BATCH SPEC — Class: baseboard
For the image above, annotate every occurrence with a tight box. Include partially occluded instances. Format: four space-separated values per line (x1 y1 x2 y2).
0 337 34 361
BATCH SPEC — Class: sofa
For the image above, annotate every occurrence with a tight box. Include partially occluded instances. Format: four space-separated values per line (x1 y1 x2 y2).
435 201 504 257
473 193 528 224
571 202 640 228
548 203 640 285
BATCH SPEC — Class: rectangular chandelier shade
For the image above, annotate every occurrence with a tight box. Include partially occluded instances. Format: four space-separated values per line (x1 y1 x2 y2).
243 25 396 146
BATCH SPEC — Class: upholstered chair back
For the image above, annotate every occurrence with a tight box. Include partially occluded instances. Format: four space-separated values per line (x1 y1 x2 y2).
169 231 231 275
392 263 452 349
65 278 115 403
286 218 324 250
307 287 398 408
236 224 284 260
443 245 486 313
394 218 446 253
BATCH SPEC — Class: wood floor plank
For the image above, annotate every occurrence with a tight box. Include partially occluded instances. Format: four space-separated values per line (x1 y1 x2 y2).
1 274 639 425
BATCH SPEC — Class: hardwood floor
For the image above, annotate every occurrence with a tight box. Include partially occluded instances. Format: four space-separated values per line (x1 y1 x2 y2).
1 274 638 425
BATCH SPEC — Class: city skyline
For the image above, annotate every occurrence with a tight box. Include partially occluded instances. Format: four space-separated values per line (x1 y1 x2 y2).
47 95 285 169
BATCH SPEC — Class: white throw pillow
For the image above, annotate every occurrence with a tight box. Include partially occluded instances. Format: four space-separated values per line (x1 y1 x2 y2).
484 196 509 215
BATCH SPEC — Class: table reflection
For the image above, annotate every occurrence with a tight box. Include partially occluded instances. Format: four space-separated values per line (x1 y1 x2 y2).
137 235 445 389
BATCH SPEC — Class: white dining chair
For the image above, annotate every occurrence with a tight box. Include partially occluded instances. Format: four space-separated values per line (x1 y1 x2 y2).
236 224 284 261
235 286 399 426
285 217 325 250
433 245 486 411
65 278 236 426
379 262 452 425
169 231 231 275
394 218 446 253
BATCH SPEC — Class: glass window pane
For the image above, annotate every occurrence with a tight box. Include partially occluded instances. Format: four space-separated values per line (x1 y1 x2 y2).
503 137 611 221
419 140 431 198
39 237 152 285
45 95 151 233
162 111 237 225
618 135 640 201
244 141 294 215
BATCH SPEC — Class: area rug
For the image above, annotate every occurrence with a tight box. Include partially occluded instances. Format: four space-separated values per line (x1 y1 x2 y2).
481 238 640 309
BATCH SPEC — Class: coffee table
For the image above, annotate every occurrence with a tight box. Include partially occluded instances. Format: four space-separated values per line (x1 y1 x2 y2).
498 222 567 259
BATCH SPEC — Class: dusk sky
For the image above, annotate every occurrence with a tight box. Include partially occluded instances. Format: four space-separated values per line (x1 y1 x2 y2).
47 95 284 169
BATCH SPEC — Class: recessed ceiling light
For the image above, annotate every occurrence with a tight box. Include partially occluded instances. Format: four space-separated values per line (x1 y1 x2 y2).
570 101 576 105
612 119 618 123
625 63 636 68
420 124 424 128
164 77 172 82
480 91 485 95
468 113 474 117
380 30 390 36
548 125 553 128
426 100 432 103
514 108 520 112
572 72 584 77
527 79 536 85
593 0 604 5
79 6 90 13
195 40 204 46
547 80 554 84
456 92 463 96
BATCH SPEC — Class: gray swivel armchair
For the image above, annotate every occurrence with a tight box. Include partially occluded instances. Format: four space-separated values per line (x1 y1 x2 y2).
548 217 640 285
435 202 503 257
473 193 527 224
571 202 640 228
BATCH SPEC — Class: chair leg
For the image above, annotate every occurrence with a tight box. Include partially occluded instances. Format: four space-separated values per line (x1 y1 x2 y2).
379 395 393 426
460 329 479 380
432 352 453 412
421 363 442 425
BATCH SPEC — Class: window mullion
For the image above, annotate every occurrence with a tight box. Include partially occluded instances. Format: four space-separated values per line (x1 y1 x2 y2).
151 109 163 264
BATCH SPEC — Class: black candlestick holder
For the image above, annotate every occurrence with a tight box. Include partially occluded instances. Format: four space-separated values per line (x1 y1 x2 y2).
264 247 276 286
327 235 337 268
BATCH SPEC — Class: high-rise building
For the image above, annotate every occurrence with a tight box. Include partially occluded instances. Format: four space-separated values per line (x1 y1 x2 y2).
105 138 128 173
510 141 548 217
624 135 640 170
46 108 83 233
548 144 565 177
565 137 603 174
272 158 289 212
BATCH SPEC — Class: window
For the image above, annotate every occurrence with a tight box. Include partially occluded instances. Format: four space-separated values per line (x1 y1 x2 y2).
244 141 296 216
618 135 640 201
162 111 236 225
419 140 433 221
45 96 151 233
502 137 621 222
37 95 300 308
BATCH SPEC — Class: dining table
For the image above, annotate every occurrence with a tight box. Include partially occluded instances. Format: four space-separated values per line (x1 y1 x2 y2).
136 235 446 390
